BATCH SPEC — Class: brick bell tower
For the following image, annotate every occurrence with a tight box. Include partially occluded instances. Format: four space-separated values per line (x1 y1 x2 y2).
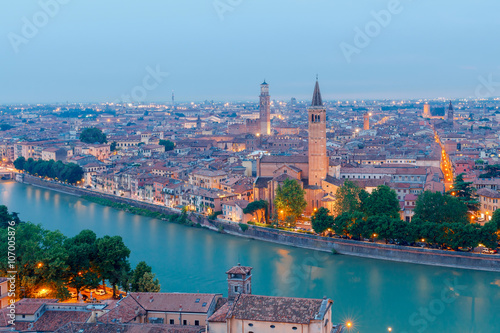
226 264 252 301
308 78 328 187
259 81 271 136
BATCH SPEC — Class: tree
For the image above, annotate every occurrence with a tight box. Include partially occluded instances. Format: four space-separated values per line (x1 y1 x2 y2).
414 191 468 225
491 209 500 231
447 173 480 213
364 185 400 219
137 272 161 292
0 205 12 228
110 141 117 151
332 212 355 237
243 200 268 224
346 211 368 240
0 222 69 299
13 157 25 171
448 223 481 250
479 165 500 178
480 221 499 249
274 178 307 222
79 127 107 144
159 139 175 151
95 235 131 297
64 230 100 299
130 261 160 292
333 181 363 216
311 207 334 234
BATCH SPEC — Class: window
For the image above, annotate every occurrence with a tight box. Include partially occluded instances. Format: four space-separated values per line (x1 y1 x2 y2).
183 320 187 325
195 320 200 326
270 325 275 329
202 302 207 307
292 327 298 330
248 323 254 327
170 319 175 325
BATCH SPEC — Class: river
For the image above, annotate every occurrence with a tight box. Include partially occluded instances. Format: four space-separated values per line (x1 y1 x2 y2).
1 181 499 332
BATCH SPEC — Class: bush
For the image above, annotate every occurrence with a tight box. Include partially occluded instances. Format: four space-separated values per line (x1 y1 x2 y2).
209 211 222 220
239 223 249 232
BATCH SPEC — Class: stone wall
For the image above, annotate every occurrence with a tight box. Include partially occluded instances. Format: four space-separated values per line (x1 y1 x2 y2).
19 174 500 272
210 220 500 272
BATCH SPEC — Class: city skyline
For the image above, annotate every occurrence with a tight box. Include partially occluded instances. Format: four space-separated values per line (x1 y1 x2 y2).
1 0 500 104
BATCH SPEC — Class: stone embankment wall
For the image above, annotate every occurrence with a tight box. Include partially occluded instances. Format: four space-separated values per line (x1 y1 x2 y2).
19 174 500 272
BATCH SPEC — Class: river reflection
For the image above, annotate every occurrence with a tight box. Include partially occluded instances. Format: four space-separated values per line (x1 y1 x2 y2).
1 181 499 333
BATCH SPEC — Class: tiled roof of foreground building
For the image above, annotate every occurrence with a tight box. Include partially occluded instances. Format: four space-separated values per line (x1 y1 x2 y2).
208 294 332 325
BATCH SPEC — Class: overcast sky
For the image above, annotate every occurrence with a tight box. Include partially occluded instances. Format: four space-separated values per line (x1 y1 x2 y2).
1 0 499 104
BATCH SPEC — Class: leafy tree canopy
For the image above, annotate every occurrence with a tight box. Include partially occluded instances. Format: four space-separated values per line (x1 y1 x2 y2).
311 207 334 234
274 178 307 221
80 127 107 144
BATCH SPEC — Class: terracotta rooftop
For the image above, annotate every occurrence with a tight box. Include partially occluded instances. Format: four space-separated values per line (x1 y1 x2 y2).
14 310 92 332
131 293 219 313
225 294 331 325
226 264 253 276
477 188 500 199
15 298 58 315
54 323 204 333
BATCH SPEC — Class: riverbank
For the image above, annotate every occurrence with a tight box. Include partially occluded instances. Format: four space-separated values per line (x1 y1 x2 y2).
17 174 500 272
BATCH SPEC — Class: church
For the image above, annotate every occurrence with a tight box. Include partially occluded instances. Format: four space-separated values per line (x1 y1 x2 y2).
253 80 341 215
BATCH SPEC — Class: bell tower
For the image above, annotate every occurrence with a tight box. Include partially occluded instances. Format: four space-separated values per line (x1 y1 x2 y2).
259 81 271 136
226 264 252 301
447 101 454 123
308 79 327 187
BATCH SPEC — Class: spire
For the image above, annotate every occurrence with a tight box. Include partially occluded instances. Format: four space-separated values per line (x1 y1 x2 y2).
448 101 453 110
311 79 323 107
262 79 268 85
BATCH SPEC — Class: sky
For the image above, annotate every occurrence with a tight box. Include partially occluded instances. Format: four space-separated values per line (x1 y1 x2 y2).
1 0 500 104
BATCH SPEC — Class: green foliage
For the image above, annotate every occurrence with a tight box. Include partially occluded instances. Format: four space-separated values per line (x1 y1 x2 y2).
311 207 334 234
364 185 400 219
346 211 368 240
159 139 175 151
130 261 160 292
79 127 107 144
110 141 117 151
0 206 160 300
479 164 500 179
243 200 269 223
0 124 14 131
333 181 363 216
447 173 480 213
332 212 354 237
0 205 13 228
209 210 222 220
239 223 249 232
480 222 500 249
137 272 161 292
64 230 100 298
448 223 481 250
95 235 131 298
13 156 25 170
491 209 500 231
274 178 307 221
14 157 84 184
414 191 468 225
